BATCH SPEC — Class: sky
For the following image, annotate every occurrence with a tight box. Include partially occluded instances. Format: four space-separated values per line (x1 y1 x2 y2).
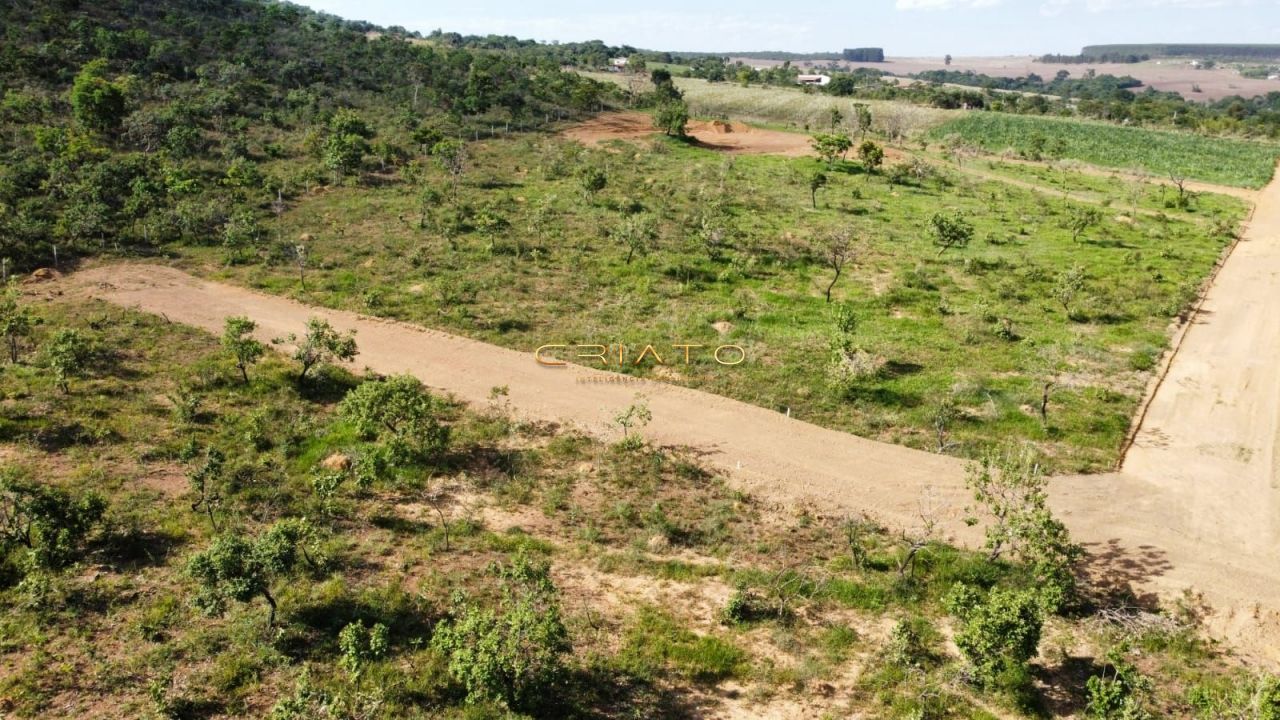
294 0 1280 56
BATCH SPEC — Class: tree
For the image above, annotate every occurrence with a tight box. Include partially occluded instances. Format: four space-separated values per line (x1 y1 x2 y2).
0 471 106 571
44 329 92 393
827 106 844 132
852 103 873 141
821 229 859 303
1085 646 1151 719
857 140 885 172
808 170 828 209
965 447 1083 611
431 139 467 200
281 318 358 384
222 316 264 383
579 165 607 198
322 109 373 183
945 54 953 66
339 374 449 464
929 212 973 255
1067 205 1102 243
1053 265 1088 320
653 100 689 137
811 133 853 167
188 447 225 529
946 583 1043 689
1168 171 1190 208
613 397 652 448
187 518 314 627
0 284 35 363
613 213 658 264
431 552 569 710
70 59 127 134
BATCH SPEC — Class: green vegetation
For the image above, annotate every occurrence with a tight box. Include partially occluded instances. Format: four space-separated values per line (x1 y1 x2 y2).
0 287 1274 718
929 113 1280 188
192 131 1242 471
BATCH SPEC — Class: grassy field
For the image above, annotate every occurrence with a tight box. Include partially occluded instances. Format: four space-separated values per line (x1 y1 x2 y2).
929 113 1280 188
176 130 1245 472
585 72 952 135
0 294 1271 718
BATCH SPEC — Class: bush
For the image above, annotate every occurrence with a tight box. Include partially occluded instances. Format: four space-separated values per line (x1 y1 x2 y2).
431 552 569 710
945 583 1043 690
0 472 106 573
339 374 449 465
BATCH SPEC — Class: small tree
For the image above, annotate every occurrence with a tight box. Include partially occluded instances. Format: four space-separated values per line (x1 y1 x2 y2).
821 229 858 303
431 552 569 711
811 133 853 167
579 165 607 198
339 374 449 464
187 518 314 627
44 328 93 393
338 620 390 683
1067 205 1102 243
1085 646 1151 719
808 170 828 209
929 212 973 255
0 283 35 363
188 447 225 530
966 447 1082 611
946 583 1043 689
281 318 358 384
1053 265 1088 320
222 316 264 384
431 139 467 200
0 472 106 571
613 398 652 450
857 140 885 172
614 213 658 264
653 100 689 137
70 59 127 134
852 104 873 141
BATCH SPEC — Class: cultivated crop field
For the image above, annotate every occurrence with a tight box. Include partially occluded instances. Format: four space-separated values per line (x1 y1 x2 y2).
930 113 1280 188
185 129 1244 472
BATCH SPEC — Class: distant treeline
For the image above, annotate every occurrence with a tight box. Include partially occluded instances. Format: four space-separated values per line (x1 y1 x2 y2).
842 48 886 62
1037 53 1150 64
914 69 1143 97
1082 44 1280 61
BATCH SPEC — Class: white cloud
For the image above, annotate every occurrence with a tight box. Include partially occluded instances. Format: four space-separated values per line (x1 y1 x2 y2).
1042 0 1263 14
896 0 1003 8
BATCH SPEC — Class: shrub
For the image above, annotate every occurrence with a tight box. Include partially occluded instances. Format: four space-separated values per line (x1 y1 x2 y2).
431 552 569 710
946 583 1043 689
339 374 449 464
0 472 106 572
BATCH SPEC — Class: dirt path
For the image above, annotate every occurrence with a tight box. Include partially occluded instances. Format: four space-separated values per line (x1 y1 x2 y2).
564 111 854 158
63 255 1280 663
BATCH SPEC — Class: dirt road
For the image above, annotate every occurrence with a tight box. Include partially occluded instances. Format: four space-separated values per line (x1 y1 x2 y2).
65 253 1280 663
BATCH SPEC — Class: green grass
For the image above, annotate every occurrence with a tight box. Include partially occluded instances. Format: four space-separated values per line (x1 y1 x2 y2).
929 112 1280 188
187 132 1244 471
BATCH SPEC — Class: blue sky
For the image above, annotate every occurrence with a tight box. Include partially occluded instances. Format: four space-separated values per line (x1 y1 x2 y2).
297 0 1280 55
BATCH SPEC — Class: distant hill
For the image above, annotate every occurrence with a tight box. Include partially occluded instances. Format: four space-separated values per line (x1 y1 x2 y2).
1082 44 1280 61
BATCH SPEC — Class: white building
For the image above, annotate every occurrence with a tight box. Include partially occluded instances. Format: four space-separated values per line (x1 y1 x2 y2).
796 74 831 86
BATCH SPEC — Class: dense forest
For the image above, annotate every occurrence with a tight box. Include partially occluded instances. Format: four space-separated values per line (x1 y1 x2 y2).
0 0 614 271
1082 43 1280 61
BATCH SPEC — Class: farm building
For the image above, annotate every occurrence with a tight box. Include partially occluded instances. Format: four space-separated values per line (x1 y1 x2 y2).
796 74 831 86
